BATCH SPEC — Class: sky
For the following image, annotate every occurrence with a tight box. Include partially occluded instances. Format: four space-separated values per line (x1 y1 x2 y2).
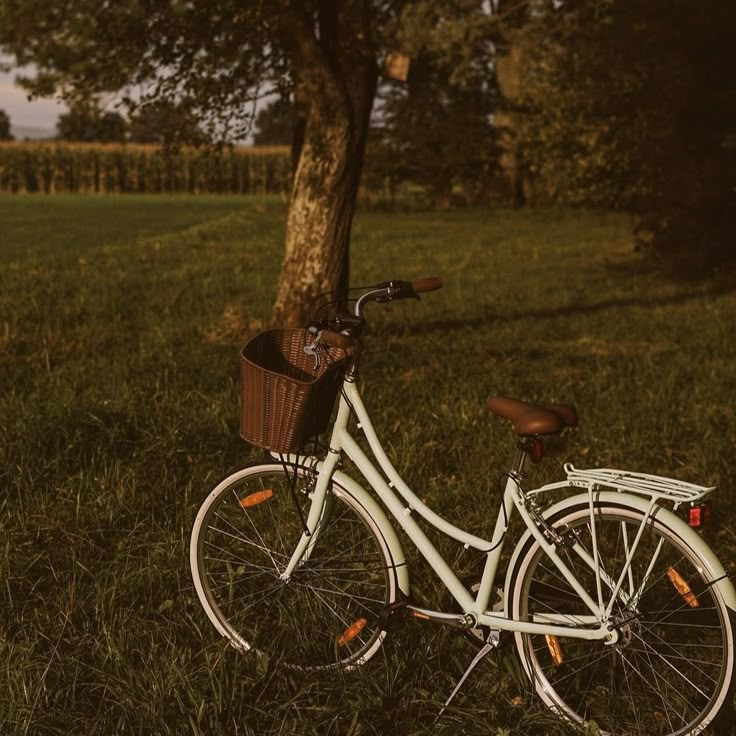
0 68 66 134
0 63 263 142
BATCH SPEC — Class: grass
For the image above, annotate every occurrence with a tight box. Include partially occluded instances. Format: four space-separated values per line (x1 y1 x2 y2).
1 194 735 735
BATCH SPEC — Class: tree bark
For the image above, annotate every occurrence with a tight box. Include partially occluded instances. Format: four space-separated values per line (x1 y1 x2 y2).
271 2 377 326
496 44 527 207
290 77 308 176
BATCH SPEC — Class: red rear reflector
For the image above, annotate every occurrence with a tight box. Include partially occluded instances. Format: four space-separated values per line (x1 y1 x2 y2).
530 439 544 464
688 501 712 528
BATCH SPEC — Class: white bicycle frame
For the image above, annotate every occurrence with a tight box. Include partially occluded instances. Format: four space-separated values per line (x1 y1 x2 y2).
277 377 666 644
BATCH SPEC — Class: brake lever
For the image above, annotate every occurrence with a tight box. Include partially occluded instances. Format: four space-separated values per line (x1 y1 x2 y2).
303 331 324 369
374 281 419 302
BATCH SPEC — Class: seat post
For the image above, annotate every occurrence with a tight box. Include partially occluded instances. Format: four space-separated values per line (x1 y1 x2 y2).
511 444 529 477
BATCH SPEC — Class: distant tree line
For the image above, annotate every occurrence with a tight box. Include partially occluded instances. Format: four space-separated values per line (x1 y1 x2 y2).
0 99 209 145
55 99 209 146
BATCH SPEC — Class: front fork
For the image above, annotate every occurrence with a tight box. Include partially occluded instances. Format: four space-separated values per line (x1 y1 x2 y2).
280 450 340 579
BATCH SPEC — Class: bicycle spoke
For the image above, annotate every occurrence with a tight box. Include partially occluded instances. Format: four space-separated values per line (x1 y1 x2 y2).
624 645 721 681
526 593 592 626
620 520 636 598
203 558 273 574
314 531 379 563
305 574 386 588
633 550 688 608
203 539 278 570
536 560 584 596
539 648 611 690
296 578 384 607
307 583 356 630
307 560 388 572
531 645 600 667
266 488 288 557
619 648 644 733
211 512 290 563
231 488 280 572
206 569 273 592
223 580 289 615
637 635 680 733
631 627 720 693
616 648 698 729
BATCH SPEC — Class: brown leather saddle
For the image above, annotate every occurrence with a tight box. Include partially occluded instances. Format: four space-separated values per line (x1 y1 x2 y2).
487 396 578 436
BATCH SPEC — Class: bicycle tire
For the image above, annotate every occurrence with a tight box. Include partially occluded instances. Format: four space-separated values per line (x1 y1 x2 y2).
190 463 397 670
508 502 736 735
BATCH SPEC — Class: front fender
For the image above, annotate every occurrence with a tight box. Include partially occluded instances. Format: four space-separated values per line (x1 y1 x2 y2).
504 490 736 614
331 467 411 599
286 455 410 599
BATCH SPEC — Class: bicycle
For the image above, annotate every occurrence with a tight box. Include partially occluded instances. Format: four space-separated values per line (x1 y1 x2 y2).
190 277 736 735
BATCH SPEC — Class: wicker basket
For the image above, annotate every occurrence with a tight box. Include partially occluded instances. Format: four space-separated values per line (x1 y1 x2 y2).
239 329 348 453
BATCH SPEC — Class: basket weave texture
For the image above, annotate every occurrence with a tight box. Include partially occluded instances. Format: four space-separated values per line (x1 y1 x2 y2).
240 329 347 453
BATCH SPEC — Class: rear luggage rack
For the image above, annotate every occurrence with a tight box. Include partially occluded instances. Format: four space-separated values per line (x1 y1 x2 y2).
564 464 715 504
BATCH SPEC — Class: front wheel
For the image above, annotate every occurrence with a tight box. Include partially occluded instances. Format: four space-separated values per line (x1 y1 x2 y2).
190 463 397 670
509 503 736 735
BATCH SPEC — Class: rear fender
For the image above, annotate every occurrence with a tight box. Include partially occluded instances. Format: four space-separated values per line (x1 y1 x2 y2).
504 490 736 614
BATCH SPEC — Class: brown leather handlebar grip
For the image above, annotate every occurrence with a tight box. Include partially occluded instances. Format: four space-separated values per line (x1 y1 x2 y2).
320 330 353 351
411 277 443 293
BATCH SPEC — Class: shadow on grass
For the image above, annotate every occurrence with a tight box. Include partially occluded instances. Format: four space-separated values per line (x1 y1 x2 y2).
415 278 736 334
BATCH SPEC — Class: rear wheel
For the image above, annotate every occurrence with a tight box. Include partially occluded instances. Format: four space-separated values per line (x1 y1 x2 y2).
190 464 396 670
509 503 736 735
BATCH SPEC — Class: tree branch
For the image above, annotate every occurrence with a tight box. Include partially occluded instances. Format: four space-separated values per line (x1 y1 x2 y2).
277 1 335 96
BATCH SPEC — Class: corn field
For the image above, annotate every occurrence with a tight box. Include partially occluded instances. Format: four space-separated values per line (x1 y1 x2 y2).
0 142 292 194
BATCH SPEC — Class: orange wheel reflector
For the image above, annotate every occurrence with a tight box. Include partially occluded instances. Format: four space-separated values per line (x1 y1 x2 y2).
667 567 699 608
338 618 367 647
239 489 274 509
545 634 564 666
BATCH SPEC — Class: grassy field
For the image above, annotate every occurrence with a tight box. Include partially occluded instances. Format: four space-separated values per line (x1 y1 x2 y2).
1 194 735 735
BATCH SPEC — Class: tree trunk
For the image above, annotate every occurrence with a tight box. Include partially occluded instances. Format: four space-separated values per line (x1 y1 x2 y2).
271 2 377 327
290 78 308 176
496 44 527 207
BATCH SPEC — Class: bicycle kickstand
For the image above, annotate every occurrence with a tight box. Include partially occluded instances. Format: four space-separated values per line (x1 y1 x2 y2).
437 631 500 719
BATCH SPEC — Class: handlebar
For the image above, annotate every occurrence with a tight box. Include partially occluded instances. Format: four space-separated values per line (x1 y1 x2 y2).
309 277 443 356
304 276 442 377
319 329 354 351
411 277 443 294
355 276 443 317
